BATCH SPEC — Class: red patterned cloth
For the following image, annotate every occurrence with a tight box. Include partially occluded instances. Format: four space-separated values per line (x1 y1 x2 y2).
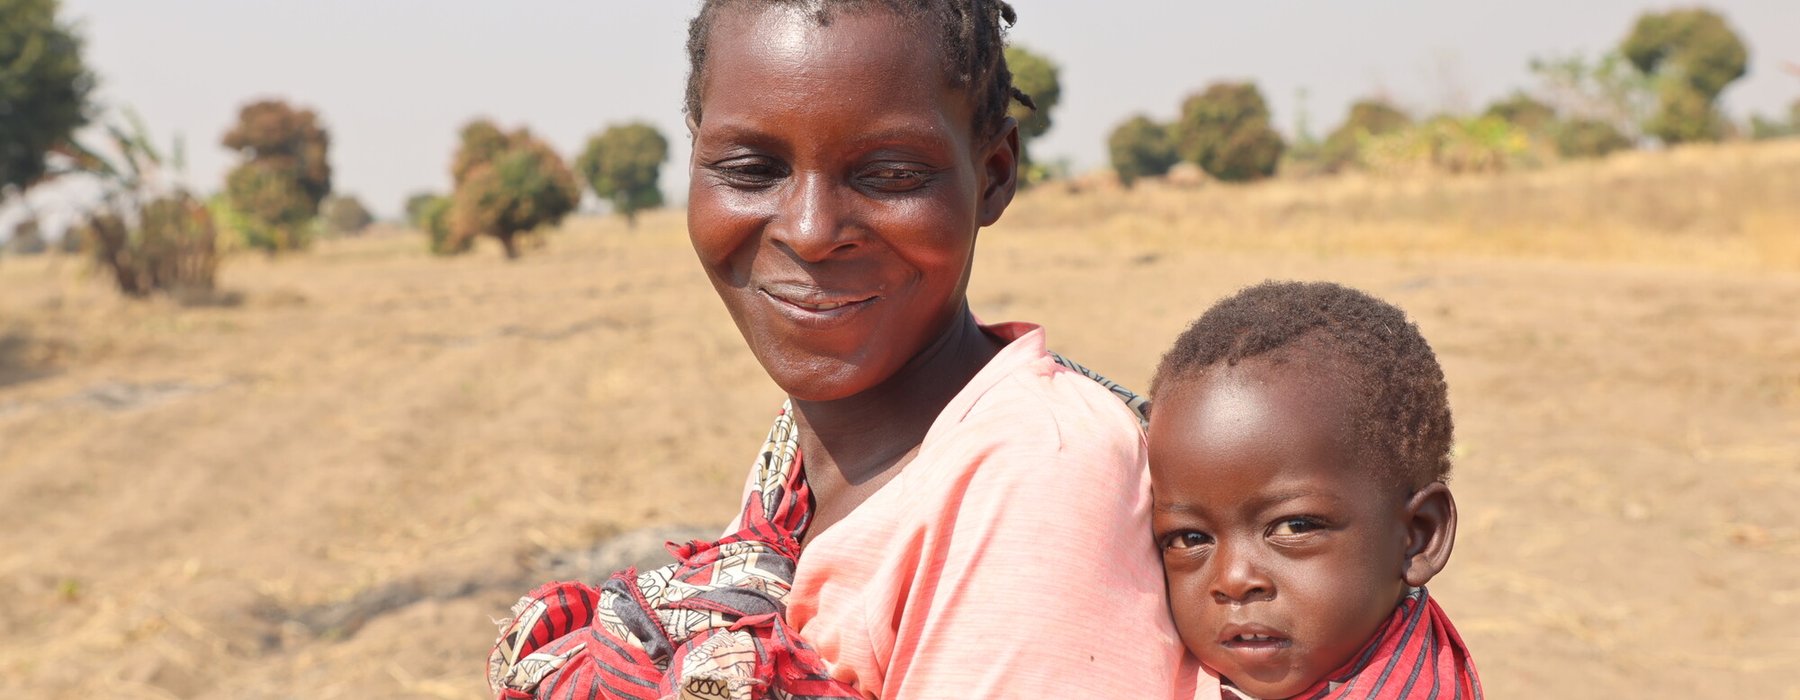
1226 588 1482 700
487 407 860 700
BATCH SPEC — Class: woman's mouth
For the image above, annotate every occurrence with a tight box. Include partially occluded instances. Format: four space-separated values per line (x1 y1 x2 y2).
759 286 880 326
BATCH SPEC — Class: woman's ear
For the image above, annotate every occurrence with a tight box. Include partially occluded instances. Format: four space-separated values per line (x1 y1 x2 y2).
1402 481 1457 588
977 116 1020 227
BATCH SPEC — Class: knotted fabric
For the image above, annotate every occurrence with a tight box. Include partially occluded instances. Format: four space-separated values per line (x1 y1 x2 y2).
1224 588 1483 700
487 404 860 700
488 354 1146 700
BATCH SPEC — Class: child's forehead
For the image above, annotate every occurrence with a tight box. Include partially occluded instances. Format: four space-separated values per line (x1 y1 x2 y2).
1149 359 1402 495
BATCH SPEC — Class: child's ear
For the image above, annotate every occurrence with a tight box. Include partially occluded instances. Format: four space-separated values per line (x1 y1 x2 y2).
977 116 1020 227
1401 481 1457 588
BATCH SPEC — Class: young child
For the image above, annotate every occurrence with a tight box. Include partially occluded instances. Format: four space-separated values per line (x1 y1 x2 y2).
1147 281 1482 700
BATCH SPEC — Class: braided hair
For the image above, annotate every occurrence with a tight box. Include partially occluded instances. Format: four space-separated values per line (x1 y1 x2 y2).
1150 281 1456 491
684 0 1035 138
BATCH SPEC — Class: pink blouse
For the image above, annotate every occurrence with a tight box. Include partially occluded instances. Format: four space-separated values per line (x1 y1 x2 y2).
735 322 1218 699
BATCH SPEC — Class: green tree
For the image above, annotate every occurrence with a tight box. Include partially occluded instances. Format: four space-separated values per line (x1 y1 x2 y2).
446 120 578 259
1005 45 1062 172
321 194 372 235
1173 82 1286 182
0 0 94 195
1320 98 1412 172
574 122 669 227
1107 115 1178 187
1621 8 1748 144
220 99 331 252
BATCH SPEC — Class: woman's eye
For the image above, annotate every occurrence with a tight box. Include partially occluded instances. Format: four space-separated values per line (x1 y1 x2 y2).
710 158 785 186
1270 518 1325 537
859 166 932 191
1163 531 1213 550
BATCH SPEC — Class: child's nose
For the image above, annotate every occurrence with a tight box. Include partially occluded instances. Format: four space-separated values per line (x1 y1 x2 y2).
768 172 861 263
1209 545 1274 604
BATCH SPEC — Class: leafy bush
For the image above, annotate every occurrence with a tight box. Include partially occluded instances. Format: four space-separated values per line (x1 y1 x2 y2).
82 193 217 297
1553 118 1632 159
1359 115 1532 175
1320 99 1412 172
574 123 668 227
220 99 331 252
1107 115 1178 186
445 121 578 259
417 195 457 255
1483 93 1556 134
1621 8 1747 144
59 112 219 297
321 194 372 235
1173 82 1285 182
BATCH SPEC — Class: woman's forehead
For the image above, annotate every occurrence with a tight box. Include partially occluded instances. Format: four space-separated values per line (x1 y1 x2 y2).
697 5 972 135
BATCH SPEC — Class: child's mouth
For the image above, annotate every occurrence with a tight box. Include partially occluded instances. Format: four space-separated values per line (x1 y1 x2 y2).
1223 633 1290 649
1218 625 1292 651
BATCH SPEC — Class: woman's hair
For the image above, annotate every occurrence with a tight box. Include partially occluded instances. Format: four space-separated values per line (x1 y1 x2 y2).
684 0 1036 138
1150 281 1455 491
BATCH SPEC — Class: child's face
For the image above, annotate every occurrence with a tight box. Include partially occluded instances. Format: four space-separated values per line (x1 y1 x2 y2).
686 5 1018 403
1148 361 1414 699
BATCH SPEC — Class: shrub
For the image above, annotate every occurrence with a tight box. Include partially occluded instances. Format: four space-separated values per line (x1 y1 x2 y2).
82 193 217 297
1173 82 1285 182
1107 115 1178 187
321 194 373 235
574 123 668 227
220 99 332 252
446 121 577 259
1554 118 1632 159
1320 99 1412 172
1621 8 1747 144
1359 115 1531 175
1483 92 1557 134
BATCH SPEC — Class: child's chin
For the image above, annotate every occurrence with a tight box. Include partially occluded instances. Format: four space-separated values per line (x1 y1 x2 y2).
1216 667 1314 700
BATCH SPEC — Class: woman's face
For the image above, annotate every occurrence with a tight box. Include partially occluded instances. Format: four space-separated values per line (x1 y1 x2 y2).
687 5 1017 402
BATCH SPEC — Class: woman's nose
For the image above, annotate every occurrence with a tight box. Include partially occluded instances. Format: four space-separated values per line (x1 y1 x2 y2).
768 172 860 262
1209 544 1274 604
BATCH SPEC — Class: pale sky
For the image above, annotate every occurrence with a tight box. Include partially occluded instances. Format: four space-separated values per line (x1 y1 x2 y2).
21 1 1800 223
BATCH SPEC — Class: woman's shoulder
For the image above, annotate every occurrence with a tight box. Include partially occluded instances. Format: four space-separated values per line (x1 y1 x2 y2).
916 328 1148 492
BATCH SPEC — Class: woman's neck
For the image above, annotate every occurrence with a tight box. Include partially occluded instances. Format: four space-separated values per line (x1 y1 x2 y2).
790 306 1004 540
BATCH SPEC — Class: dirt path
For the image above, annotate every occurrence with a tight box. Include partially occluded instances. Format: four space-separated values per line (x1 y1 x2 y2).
2 189 1795 698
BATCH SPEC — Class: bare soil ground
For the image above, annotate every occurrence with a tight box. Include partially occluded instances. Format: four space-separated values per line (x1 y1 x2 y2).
2 141 1797 698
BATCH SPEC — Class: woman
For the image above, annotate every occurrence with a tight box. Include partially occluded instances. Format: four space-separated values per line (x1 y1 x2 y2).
491 2 1216 697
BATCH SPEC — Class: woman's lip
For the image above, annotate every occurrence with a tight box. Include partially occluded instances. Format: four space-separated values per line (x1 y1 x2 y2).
757 288 880 326
760 285 881 310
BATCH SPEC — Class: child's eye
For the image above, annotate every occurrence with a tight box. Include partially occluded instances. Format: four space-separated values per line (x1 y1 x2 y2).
1269 518 1326 537
1163 531 1214 550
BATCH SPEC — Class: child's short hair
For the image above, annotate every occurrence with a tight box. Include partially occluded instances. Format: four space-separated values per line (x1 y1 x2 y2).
1149 281 1453 491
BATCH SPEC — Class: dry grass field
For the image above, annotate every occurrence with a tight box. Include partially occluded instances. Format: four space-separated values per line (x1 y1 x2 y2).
2 140 1797 699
